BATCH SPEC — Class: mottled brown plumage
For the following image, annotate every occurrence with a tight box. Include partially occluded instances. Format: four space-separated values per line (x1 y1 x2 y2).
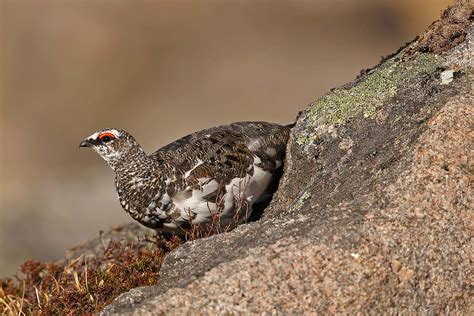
80 122 291 234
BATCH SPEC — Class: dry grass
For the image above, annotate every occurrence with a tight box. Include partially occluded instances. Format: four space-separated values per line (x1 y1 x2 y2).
0 234 181 315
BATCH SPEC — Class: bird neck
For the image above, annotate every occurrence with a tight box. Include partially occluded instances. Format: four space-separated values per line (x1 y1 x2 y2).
111 145 154 173
113 146 160 214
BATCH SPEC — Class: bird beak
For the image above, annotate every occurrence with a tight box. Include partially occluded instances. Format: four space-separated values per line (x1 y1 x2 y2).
79 139 92 148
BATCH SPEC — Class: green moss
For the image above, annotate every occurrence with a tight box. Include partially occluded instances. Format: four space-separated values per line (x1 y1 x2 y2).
297 52 445 149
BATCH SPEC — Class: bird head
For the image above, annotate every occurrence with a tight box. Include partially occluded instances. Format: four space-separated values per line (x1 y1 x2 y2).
79 128 140 169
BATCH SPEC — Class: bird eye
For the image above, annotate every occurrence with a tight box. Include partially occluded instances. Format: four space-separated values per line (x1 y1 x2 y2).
98 132 116 143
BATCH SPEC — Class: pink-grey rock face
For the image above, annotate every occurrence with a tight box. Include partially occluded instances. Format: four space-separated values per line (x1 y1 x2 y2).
80 122 291 234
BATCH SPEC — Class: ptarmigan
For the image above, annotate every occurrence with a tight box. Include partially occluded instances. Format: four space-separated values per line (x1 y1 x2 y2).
80 122 291 235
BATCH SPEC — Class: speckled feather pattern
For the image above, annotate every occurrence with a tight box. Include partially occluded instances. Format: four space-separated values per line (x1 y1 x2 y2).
81 122 291 234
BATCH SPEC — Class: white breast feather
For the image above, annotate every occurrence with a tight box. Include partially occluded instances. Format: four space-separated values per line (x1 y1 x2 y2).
172 156 272 225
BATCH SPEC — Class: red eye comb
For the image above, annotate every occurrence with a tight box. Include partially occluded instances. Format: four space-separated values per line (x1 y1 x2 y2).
99 132 116 140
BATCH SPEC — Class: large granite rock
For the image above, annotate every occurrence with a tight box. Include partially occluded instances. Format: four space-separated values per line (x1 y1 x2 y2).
101 1 472 314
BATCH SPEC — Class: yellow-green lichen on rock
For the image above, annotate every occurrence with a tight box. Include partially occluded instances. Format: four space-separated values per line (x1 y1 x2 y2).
296 51 446 149
289 191 311 213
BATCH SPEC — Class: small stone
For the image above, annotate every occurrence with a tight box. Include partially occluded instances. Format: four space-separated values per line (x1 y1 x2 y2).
399 267 416 281
440 69 454 84
414 207 425 218
365 212 375 220
391 259 402 272
339 137 354 151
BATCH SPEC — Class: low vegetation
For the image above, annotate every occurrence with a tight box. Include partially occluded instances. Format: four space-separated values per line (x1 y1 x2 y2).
0 203 254 315
0 234 181 314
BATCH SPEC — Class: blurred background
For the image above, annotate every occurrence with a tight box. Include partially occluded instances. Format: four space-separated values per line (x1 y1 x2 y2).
0 0 452 276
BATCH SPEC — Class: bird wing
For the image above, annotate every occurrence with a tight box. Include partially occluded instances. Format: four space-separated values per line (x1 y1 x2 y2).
147 122 290 231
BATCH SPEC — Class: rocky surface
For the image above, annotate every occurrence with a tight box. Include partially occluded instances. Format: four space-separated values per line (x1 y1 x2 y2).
96 1 472 314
